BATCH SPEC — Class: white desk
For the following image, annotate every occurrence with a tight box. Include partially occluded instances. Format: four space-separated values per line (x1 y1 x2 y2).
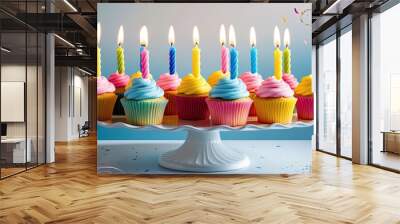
1 138 31 163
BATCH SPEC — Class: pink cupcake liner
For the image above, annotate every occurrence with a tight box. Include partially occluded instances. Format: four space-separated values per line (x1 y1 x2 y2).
175 95 209 120
296 95 314 120
206 98 252 126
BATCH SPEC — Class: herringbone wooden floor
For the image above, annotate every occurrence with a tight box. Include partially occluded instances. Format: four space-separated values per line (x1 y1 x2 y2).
1 135 400 224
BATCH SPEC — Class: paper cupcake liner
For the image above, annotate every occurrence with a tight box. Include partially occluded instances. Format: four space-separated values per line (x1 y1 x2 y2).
248 92 257 117
206 98 252 126
175 95 209 120
254 97 297 124
97 93 117 121
121 97 168 125
164 91 178 115
296 95 314 120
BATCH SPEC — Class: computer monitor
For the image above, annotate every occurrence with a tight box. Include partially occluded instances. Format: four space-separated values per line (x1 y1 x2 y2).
1 123 7 137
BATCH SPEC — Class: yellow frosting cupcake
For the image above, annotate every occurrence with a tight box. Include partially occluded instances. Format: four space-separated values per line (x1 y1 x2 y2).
175 73 211 120
177 74 211 95
295 75 313 96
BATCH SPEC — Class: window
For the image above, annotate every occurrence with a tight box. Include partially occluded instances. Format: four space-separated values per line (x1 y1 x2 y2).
370 3 400 171
339 28 352 158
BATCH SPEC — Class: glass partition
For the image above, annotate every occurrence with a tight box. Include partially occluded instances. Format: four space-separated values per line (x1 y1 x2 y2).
0 2 46 179
370 3 400 171
317 36 337 155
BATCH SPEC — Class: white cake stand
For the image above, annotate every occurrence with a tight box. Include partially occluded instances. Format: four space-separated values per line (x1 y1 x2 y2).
98 118 313 173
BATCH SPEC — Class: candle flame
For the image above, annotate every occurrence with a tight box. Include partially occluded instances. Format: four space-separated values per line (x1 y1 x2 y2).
229 25 236 47
97 22 101 45
168 25 175 45
274 26 281 48
219 24 226 46
250 26 256 47
140 26 148 47
117 25 124 46
193 26 199 46
284 28 290 47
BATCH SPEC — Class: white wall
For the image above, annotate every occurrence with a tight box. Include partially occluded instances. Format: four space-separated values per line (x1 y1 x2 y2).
54 67 89 141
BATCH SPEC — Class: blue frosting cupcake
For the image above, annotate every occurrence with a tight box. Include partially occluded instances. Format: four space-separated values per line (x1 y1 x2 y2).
206 78 252 126
121 77 167 125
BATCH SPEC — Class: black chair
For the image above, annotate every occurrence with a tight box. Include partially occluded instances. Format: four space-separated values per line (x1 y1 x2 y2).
78 121 90 138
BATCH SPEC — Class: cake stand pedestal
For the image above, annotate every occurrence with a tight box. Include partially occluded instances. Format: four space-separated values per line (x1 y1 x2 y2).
159 128 249 172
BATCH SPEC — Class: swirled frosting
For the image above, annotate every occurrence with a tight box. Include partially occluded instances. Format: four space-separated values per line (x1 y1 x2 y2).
108 72 130 88
210 78 249 100
295 75 313 96
125 71 153 90
208 70 229 87
124 78 164 100
156 73 181 91
97 76 115 95
177 74 211 95
239 72 263 92
256 76 294 98
282 73 299 90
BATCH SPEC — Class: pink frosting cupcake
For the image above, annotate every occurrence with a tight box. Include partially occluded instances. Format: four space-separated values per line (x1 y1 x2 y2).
157 73 182 115
239 72 263 116
108 72 130 94
97 76 115 95
97 76 117 121
282 73 298 90
254 76 297 124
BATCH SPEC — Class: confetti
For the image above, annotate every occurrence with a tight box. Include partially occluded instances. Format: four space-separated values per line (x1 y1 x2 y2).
282 16 288 24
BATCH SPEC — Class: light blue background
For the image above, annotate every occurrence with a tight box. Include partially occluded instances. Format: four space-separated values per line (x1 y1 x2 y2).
97 3 313 140
98 3 312 80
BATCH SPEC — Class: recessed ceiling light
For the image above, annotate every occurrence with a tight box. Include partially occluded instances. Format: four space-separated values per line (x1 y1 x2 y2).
63 0 78 12
54 34 75 48
323 0 343 14
1 47 11 53
78 68 92 76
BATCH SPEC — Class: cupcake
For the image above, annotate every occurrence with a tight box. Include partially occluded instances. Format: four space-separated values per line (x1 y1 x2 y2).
176 74 211 120
121 77 167 125
282 73 298 90
207 70 229 87
206 78 252 126
156 73 181 115
108 72 130 116
254 76 297 124
239 72 263 116
295 75 313 120
97 76 117 121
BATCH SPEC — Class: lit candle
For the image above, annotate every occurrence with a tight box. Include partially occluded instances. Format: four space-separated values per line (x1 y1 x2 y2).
283 28 291 74
168 26 176 75
97 22 101 77
273 26 282 80
116 25 125 75
220 24 229 74
250 26 258 74
140 26 150 79
229 25 238 79
192 26 201 78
